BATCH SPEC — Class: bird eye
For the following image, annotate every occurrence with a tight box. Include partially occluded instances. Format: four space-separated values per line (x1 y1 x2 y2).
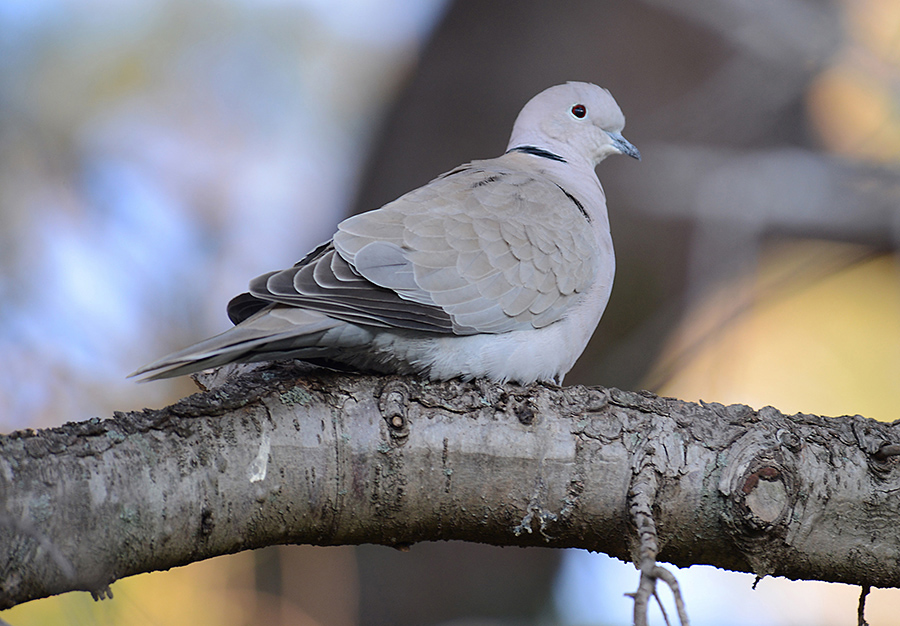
571 104 586 118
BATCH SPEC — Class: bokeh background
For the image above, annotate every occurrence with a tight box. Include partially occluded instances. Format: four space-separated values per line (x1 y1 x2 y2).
1 0 899 624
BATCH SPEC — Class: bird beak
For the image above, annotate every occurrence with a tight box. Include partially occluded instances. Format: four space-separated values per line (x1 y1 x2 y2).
607 131 641 161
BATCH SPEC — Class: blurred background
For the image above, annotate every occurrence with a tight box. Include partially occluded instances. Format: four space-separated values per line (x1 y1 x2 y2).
1 0 898 624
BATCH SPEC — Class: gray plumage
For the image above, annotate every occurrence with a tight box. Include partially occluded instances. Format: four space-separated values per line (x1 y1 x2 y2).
131 82 639 384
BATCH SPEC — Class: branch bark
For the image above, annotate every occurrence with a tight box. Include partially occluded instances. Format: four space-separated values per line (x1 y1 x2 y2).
2 361 899 610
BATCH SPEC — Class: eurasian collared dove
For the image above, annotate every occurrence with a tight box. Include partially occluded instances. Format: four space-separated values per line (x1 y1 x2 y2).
132 82 639 384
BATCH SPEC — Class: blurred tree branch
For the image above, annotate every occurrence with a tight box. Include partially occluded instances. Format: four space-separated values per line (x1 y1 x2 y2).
2 361 899 615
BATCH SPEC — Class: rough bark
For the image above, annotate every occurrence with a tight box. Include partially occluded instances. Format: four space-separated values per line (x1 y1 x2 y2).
1 361 899 610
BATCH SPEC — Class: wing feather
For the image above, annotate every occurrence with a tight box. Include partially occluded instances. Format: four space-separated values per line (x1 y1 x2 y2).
233 156 599 336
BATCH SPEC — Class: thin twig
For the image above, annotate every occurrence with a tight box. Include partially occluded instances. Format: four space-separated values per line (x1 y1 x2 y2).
858 585 871 626
874 444 900 460
628 443 692 625
655 565 691 626
632 566 656 626
653 587 672 626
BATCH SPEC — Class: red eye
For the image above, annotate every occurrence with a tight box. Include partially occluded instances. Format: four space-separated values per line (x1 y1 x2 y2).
571 104 586 118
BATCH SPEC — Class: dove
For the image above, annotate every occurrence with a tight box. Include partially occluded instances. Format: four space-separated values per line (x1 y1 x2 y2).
131 82 640 384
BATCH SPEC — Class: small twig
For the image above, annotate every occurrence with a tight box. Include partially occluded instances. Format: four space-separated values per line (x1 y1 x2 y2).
90 585 114 601
632 564 691 626
858 585 870 626
654 565 691 626
653 588 672 626
628 441 692 626
874 444 900 460
632 565 655 626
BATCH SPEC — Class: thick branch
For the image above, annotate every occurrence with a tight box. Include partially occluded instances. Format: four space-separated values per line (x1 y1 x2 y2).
1 362 899 609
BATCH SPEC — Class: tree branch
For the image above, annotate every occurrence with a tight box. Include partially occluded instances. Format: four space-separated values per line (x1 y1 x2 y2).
2 361 899 611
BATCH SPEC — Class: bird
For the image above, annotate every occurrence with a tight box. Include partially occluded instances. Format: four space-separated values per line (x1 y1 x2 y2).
131 81 640 385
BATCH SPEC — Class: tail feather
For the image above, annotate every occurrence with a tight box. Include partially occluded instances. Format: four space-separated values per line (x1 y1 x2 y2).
130 307 344 381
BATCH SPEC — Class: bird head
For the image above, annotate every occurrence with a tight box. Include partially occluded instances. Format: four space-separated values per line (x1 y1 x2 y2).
507 81 640 167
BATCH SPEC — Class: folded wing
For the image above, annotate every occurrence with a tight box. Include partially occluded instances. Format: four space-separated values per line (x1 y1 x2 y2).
229 160 598 337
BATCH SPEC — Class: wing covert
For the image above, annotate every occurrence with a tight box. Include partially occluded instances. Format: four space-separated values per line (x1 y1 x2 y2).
233 158 599 335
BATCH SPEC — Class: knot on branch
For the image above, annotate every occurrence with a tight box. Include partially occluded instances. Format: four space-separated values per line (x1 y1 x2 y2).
719 424 803 576
378 379 411 443
841 415 900 478
737 462 792 529
873 443 900 460
853 418 900 477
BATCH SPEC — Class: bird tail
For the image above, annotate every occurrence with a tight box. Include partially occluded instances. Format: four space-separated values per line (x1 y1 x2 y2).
129 307 343 381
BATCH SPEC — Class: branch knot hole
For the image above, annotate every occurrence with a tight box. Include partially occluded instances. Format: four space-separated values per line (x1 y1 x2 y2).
378 380 410 443
739 461 792 529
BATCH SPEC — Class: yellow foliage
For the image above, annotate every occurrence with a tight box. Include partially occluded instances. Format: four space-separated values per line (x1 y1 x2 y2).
2 553 254 626
808 63 900 162
651 241 900 422
807 0 900 162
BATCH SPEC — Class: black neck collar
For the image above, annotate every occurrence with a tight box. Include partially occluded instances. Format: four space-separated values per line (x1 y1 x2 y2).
506 145 567 163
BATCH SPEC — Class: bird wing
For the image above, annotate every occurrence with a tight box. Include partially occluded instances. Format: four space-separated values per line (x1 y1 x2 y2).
232 158 599 335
